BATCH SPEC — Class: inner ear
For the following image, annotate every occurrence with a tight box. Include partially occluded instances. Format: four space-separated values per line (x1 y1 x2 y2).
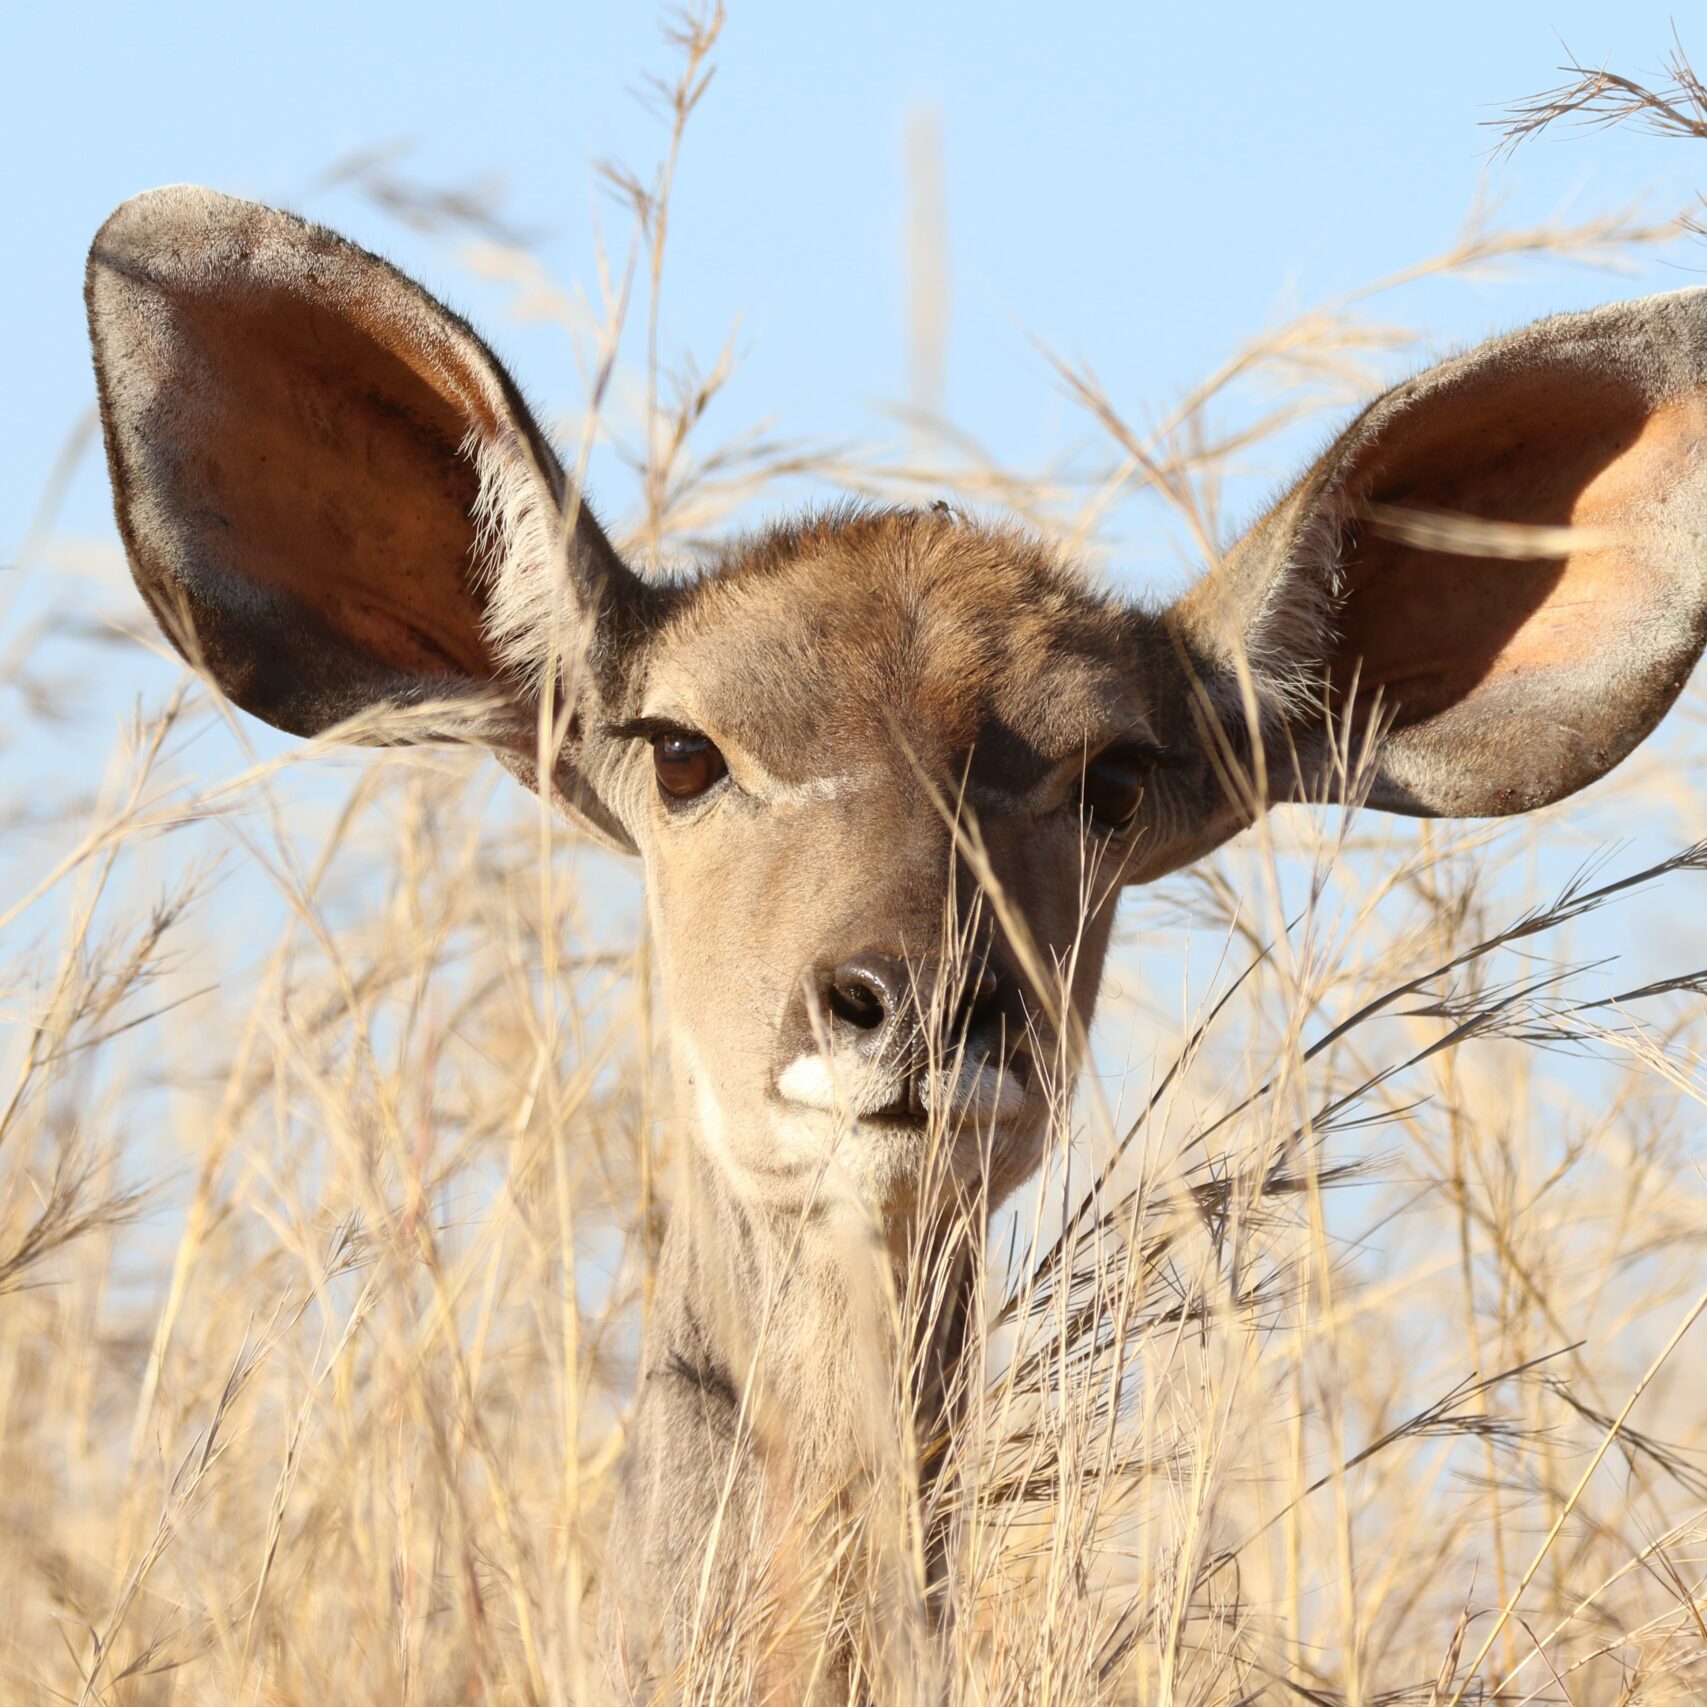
1332 362 1676 729
1171 288 1707 823
148 282 498 687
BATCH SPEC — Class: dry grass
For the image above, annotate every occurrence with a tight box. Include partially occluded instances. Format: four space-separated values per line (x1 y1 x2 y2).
4 15 1707 1704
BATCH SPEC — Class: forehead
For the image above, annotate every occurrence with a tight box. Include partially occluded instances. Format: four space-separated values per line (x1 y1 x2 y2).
644 510 1144 785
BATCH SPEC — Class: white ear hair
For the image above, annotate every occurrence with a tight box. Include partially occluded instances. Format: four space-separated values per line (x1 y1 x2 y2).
470 426 584 685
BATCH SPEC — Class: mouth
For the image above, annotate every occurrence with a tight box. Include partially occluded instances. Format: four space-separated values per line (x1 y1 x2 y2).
860 1079 931 1130
857 1102 931 1131
774 1049 1034 1129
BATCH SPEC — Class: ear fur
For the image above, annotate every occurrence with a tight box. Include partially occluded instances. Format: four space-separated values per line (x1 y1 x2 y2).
1171 288 1707 819
87 184 646 853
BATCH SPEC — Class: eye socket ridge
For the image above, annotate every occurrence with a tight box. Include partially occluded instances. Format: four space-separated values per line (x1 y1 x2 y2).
1072 740 1164 832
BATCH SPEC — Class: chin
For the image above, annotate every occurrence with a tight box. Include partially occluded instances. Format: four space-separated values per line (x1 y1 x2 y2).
822 1104 1053 1228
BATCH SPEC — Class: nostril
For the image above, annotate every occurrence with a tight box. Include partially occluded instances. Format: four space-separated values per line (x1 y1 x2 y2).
822 952 907 1037
954 963 1003 1036
828 974 887 1032
965 965 1000 1018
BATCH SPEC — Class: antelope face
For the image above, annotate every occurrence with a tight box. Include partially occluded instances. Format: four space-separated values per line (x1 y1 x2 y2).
88 187 1707 1232
600 512 1169 1213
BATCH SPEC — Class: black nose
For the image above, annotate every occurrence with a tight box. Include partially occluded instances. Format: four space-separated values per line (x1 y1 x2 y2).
821 952 1003 1053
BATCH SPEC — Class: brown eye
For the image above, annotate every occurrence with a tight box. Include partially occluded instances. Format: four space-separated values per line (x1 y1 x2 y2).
1077 745 1154 832
653 731 727 801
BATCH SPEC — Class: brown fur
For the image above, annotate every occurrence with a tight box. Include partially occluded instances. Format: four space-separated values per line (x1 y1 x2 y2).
86 187 1707 1699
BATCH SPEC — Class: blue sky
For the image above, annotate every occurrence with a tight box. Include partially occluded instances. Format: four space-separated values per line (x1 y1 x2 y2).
9 1 1706 578
5 0 1706 967
5 2 1706 1305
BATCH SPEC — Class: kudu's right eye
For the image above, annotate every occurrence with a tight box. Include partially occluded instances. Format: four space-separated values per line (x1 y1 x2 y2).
1073 743 1157 833
653 731 728 800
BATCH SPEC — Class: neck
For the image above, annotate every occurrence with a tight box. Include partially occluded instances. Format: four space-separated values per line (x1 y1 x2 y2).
659 1141 966 1490
603 1114 980 1690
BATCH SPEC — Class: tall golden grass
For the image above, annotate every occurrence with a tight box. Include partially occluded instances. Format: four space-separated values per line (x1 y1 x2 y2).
3 15 1706 1702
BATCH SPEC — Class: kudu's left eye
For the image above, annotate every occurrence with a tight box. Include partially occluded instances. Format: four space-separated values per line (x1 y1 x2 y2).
1076 744 1154 832
653 731 727 800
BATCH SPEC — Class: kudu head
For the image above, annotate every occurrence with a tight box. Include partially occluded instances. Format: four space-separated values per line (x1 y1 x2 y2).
88 187 1707 1225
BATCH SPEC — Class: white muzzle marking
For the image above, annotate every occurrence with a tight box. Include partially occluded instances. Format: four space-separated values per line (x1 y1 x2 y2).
776 1050 1026 1124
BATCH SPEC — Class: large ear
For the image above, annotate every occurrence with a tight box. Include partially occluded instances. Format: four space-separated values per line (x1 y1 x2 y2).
86 184 648 853
1170 288 1707 820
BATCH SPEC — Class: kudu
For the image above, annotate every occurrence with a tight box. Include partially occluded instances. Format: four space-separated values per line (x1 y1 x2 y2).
88 187 1707 1694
